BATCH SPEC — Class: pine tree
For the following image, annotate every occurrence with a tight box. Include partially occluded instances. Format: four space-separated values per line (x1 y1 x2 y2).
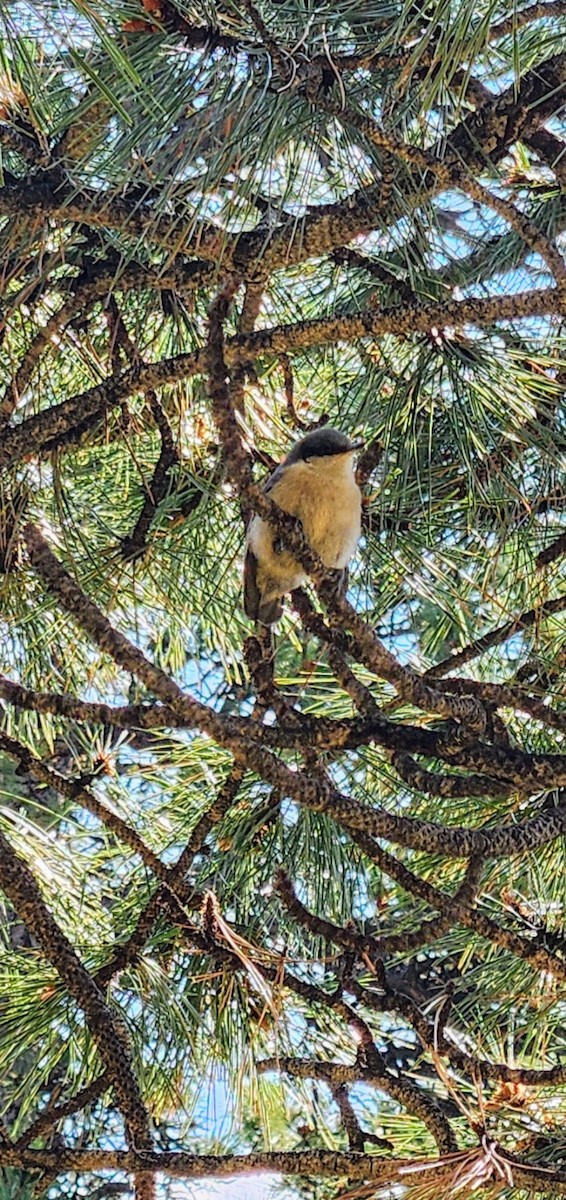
2 1 566 1197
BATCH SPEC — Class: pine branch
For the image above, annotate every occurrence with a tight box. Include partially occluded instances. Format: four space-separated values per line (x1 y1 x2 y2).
425 593 566 677
120 393 179 561
3 282 563 473
96 766 244 987
347 832 566 979
16 1074 110 1148
16 528 566 860
275 858 482 958
0 829 153 1156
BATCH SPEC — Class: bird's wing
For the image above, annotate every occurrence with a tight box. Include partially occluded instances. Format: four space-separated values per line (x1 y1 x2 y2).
243 461 287 620
243 463 287 624
263 462 285 494
243 462 284 533
261 464 285 542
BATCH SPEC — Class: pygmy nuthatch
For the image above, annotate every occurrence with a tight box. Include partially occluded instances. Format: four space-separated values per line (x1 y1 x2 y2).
243 427 364 625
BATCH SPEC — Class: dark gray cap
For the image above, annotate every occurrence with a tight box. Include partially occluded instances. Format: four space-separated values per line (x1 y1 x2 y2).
285 427 364 464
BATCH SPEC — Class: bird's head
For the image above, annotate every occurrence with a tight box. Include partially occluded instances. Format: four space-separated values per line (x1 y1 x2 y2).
285 427 364 466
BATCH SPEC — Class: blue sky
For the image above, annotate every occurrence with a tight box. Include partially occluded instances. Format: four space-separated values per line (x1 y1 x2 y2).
173 1179 282 1198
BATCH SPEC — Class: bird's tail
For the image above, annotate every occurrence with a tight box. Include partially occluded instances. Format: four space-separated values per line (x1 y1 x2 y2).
257 595 283 626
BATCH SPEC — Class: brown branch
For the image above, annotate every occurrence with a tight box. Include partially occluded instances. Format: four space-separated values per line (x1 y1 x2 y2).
120 394 179 561
0 686 498 1142
489 0 566 39
0 731 175 886
0 50 564 348
239 0 291 81
0 1144 566 1193
0 666 472 760
275 858 483 959
536 527 566 568
3 755 242 1152
22 525 566 862
22 522 239 744
96 766 244 987
0 1145 449 1184
259 53 566 273
347 831 566 980
260 941 566 1096
0 828 153 1157
314 93 449 178
260 1055 453 1150
352 956 566 1089
246 960 458 1151
2 46 566 374
124 12 243 49
7 659 566 870
0 483 28 574
391 751 511 798
424 592 566 677
279 354 314 431
105 294 139 373
291 588 377 717
0 674 183 732
165 825 563 1113
0 782 503 1156
311 88 566 293
17 1073 110 1148
0 730 243 996
6 664 566 791
307 2 566 76
431 676 566 737
4 255 213 418
2 283 564 474
0 670 508 758
526 128 566 190
331 1083 392 1151
0 122 44 164
461 174 566 285
0 178 224 265
331 248 417 305
341 713 566 797
238 279 266 336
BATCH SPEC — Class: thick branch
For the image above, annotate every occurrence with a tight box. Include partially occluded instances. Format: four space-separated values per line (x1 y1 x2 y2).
1 1144 566 1194
1 285 563 473
23 525 566 862
425 593 566 677
0 829 152 1152
275 857 483 959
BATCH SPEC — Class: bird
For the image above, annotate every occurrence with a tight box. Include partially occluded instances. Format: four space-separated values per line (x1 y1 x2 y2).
243 427 364 625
